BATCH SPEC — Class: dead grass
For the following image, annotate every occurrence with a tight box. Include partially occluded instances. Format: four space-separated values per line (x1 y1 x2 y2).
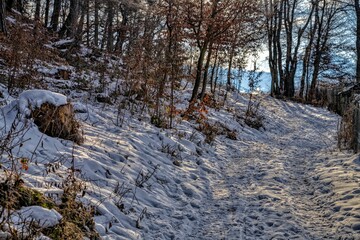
338 104 355 150
31 103 83 144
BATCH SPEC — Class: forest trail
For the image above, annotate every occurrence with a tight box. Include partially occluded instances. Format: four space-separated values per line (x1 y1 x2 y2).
188 97 360 240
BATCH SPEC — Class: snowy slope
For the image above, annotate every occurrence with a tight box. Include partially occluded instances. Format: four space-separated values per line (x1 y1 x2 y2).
0 84 359 239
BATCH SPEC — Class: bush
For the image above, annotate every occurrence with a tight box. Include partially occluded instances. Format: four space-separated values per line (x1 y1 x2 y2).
244 95 265 130
31 103 84 144
338 104 355 150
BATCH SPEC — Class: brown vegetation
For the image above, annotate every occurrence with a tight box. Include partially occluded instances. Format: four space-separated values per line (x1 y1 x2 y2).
31 103 83 144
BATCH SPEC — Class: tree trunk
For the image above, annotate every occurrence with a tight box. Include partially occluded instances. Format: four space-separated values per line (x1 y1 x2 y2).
356 0 360 83
106 0 114 52
76 0 86 40
300 2 318 99
200 41 213 100
190 43 208 102
277 0 285 93
299 37 313 99
226 44 235 91
50 0 61 31
94 0 99 46
0 0 6 34
59 0 80 38
44 0 50 27
5 0 12 10
308 2 323 101
86 0 90 46
115 6 129 54
267 0 281 96
224 41 236 101
210 46 219 93
5 0 22 12
35 0 40 20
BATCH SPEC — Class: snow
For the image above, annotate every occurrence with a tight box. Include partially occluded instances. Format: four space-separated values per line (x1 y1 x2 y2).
52 39 74 47
0 85 359 239
11 206 62 228
18 89 68 116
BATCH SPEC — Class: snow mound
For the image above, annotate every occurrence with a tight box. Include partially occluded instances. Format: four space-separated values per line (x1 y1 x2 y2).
12 206 62 228
18 89 67 116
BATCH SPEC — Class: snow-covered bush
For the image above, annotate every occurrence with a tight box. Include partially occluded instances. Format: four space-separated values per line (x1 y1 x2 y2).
19 90 83 144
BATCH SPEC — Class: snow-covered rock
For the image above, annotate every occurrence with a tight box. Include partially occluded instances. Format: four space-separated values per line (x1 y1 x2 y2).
18 89 67 116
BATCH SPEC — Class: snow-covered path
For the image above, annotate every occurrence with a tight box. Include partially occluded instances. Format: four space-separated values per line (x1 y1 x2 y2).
188 97 360 239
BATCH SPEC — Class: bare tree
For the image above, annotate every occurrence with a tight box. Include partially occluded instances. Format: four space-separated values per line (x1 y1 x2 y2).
184 0 249 103
355 0 360 83
308 0 340 101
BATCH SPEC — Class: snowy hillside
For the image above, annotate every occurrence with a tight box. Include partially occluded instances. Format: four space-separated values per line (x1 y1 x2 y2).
0 79 359 239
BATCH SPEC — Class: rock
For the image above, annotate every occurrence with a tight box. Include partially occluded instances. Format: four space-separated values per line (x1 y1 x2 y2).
173 160 182 167
96 94 112 104
352 223 360 231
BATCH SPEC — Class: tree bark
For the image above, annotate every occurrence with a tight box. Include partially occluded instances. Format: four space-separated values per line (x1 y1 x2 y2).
190 43 208 102
200 41 213 99
59 0 80 38
356 0 360 83
50 0 61 31
210 46 219 93
106 0 114 52
94 0 99 46
115 5 129 54
0 0 6 34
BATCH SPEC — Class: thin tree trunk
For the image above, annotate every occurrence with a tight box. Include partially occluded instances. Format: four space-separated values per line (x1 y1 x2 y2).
50 0 61 31
300 3 318 98
59 0 80 38
44 0 50 27
115 6 128 54
5 0 12 11
190 42 208 103
299 39 313 98
0 0 6 34
356 0 360 83
94 0 99 46
277 0 284 93
86 0 90 46
200 41 213 100
210 46 219 93
214 63 220 95
35 0 40 20
106 0 114 52
224 41 236 101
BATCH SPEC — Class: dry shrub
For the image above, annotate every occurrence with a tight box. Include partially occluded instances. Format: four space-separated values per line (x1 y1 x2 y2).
47 176 98 240
338 104 355 150
31 103 83 144
0 18 52 92
196 121 219 143
202 93 219 109
47 221 83 240
0 178 55 211
182 101 208 122
245 95 265 130
196 121 237 143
